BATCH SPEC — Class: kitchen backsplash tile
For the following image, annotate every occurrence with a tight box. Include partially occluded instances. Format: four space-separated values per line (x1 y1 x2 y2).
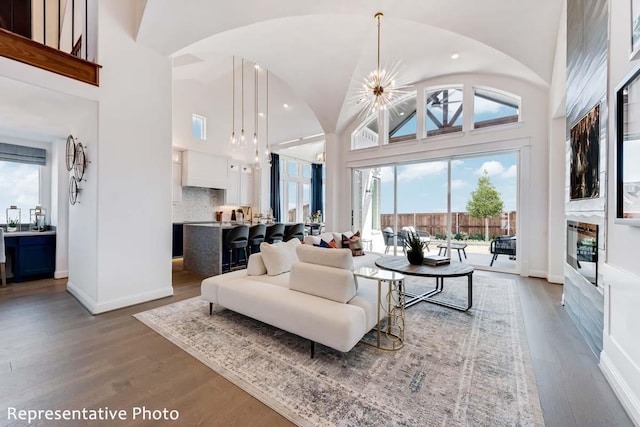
173 187 224 222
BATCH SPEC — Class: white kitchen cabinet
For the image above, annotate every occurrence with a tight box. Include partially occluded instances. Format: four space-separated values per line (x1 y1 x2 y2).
181 150 230 189
225 162 253 206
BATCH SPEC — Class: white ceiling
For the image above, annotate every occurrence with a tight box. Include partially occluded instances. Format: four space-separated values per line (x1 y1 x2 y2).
137 0 563 144
0 76 97 142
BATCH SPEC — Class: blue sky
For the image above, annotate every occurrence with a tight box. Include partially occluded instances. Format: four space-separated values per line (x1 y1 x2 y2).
0 161 40 223
379 152 518 213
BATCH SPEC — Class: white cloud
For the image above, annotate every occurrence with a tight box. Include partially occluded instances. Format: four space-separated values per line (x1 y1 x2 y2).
501 164 518 179
451 179 467 189
379 167 395 182
396 161 448 182
475 161 504 176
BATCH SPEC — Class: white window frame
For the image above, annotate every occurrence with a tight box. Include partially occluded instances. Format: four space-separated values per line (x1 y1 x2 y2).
281 156 312 222
192 114 207 140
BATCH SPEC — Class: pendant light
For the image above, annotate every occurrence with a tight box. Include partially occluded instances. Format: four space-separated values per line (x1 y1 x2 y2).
253 63 261 169
264 70 271 166
240 58 246 144
230 56 237 146
353 12 408 117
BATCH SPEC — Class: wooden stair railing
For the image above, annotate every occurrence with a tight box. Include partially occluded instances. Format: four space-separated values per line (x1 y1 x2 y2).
0 28 100 86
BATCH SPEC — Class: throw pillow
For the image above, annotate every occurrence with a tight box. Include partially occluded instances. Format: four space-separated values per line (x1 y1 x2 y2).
328 239 338 248
349 235 364 256
247 253 267 276
260 239 300 276
319 239 333 248
304 235 321 246
332 231 353 248
342 230 360 249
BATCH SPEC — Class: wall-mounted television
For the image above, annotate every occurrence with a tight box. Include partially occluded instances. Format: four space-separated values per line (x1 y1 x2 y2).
566 220 598 286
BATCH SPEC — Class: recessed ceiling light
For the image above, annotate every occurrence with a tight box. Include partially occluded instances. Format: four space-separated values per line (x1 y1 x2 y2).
399 112 405 116
283 103 289 108
259 112 264 117
254 64 260 69
451 53 460 60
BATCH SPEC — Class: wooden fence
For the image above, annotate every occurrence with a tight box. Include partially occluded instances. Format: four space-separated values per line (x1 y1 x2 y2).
380 211 517 239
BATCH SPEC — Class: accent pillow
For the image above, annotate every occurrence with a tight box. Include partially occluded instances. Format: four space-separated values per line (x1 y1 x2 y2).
349 235 364 256
304 235 321 246
333 231 354 248
328 239 338 248
319 239 333 248
259 239 300 276
247 253 267 276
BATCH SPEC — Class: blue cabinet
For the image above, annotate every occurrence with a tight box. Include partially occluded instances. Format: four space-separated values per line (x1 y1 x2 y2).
4 234 56 282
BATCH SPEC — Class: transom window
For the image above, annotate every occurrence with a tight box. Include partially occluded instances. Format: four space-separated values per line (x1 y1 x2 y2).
192 114 206 140
425 87 463 137
473 88 520 129
352 115 379 150
389 94 417 143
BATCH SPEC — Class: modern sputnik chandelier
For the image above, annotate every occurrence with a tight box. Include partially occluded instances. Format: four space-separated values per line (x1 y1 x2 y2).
354 12 408 117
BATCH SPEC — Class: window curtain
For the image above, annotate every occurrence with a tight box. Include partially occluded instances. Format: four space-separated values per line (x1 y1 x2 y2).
311 163 323 216
270 153 281 222
0 143 46 165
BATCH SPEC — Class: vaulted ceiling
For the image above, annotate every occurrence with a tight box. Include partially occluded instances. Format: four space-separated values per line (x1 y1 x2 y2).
137 1 563 142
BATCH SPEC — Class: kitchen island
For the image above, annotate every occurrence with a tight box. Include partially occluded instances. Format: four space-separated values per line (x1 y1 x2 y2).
183 223 251 277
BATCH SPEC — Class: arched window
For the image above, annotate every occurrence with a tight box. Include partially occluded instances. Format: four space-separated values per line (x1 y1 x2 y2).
389 94 417 143
473 88 520 129
425 87 464 137
351 114 379 150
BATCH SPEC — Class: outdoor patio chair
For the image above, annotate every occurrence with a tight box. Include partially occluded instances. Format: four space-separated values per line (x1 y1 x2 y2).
401 226 431 251
382 227 407 255
490 235 516 266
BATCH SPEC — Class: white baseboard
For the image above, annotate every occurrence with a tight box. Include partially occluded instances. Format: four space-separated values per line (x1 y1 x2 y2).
547 274 564 284
66 281 97 313
92 287 174 314
528 269 547 279
67 282 174 314
601 346 640 426
54 270 68 279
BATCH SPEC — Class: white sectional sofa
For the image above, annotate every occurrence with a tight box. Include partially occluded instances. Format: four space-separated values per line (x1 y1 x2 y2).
201 239 383 355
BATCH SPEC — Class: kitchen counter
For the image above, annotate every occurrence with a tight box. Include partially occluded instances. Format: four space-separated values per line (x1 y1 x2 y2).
183 224 225 276
4 230 56 237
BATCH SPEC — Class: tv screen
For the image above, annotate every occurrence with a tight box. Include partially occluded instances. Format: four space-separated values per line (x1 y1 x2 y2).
566 221 598 286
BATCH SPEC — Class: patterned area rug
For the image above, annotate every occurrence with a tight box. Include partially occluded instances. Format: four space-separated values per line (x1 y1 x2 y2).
134 276 544 426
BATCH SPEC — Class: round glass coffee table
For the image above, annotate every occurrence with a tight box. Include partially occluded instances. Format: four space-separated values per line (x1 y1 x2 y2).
375 256 474 312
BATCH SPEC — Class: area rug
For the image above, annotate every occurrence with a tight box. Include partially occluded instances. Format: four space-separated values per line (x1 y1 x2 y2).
134 276 545 426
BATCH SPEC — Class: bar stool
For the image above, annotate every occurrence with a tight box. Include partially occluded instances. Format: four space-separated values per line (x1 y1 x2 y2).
248 224 266 254
222 225 249 273
264 223 285 244
0 228 6 287
284 223 305 242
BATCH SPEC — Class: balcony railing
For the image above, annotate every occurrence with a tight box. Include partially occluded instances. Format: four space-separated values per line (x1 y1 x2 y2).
0 0 100 85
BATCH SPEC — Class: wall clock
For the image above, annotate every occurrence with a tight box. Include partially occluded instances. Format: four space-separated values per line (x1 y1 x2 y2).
74 142 87 181
66 135 76 171
69 176 80 205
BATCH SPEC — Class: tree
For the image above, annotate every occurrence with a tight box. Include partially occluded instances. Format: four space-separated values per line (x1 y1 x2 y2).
466 171 504 241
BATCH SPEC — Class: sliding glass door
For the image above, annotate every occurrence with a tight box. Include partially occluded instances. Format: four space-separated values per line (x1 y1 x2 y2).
352 151 519 272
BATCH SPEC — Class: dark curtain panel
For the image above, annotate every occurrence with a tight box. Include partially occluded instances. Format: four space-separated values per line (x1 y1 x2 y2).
311 163 323 215
270 153 281 222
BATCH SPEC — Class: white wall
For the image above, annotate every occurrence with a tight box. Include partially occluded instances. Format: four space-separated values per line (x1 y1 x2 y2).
89 0 173 312
334 73 550 279
599 1 640 424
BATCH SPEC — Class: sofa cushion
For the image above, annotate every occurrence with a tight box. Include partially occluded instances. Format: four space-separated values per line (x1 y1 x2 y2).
260 239 300 276
304 235 321 246
296 244 354 270
289 262 357 303
247 253 267 276
333 231 354 248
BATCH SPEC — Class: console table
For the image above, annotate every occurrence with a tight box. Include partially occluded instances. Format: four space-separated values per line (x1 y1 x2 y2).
375 256 474 312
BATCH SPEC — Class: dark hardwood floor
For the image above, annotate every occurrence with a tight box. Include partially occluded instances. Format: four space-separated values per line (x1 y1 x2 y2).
0 263 632 426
